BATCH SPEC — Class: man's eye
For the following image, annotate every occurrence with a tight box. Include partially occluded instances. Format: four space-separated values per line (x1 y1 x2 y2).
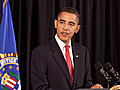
60 21 64 24
69 23 74 26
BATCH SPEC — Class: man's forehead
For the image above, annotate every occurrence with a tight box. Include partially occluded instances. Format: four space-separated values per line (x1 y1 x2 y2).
58 18 75 24
58 12 78 23
59 12 77 18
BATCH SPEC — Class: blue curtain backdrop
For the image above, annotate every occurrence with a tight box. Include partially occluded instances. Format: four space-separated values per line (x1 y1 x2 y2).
0 0 120 89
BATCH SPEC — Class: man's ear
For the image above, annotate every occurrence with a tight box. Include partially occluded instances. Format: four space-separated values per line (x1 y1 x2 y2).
75 25 80 33
54 19 57 29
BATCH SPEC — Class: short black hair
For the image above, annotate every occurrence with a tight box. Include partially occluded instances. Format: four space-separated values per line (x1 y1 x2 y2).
57 7 80 24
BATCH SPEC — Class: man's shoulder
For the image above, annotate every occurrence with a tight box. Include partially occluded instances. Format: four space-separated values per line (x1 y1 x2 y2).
33 42 50 51
32 38 56 53
72 42 88 50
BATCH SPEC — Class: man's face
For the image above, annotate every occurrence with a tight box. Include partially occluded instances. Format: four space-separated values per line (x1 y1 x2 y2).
54 12 80 44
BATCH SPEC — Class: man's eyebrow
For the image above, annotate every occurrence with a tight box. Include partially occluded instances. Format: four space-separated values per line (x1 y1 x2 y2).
59 19 65 22
69 21 75 25
59 19 75 25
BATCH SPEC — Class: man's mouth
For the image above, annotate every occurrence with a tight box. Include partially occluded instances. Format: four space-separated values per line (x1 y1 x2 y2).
61 32 69 36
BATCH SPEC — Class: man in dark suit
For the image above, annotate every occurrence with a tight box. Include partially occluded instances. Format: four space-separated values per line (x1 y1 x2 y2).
31 7 103 90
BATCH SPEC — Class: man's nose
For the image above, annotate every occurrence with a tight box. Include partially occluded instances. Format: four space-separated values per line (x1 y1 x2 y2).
63 24 69 30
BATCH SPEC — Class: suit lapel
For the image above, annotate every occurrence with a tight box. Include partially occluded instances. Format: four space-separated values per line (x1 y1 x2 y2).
72 43 81 88
50 39 72 87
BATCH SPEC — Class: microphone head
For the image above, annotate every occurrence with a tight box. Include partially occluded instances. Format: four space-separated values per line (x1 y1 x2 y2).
94 61 103 71
104 62 120 85
94 61 112 82
104 62 112 71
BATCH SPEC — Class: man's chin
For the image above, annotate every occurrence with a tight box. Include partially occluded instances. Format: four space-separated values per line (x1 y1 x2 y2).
60 39 69 44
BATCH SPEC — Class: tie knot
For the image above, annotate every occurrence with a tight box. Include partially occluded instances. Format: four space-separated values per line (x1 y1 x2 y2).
65 45 70 50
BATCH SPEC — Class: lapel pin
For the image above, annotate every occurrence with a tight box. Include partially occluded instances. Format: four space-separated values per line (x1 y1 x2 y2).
76 55 78 58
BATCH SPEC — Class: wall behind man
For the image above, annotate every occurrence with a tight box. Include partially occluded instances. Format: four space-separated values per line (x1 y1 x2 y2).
0 0 120 89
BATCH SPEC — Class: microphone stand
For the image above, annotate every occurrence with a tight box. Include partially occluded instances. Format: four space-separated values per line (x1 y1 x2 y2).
104 71 112 88
113 71 120 85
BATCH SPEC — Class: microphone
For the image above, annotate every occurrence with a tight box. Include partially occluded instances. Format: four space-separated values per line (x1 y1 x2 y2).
94 61 111 82
104 62 120 85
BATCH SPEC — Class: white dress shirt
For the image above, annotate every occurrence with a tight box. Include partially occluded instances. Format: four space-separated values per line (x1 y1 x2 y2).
55 34 74 68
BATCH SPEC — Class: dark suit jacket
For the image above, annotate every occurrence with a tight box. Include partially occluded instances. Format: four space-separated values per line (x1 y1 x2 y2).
31 38 93 90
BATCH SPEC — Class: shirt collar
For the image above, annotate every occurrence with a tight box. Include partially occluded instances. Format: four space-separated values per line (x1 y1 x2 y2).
55 34 72 50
